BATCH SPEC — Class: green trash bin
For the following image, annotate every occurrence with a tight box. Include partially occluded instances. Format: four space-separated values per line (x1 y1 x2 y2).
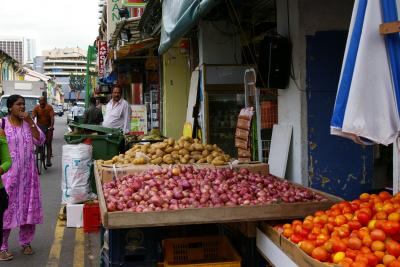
64 124 124 194
64 124 124 160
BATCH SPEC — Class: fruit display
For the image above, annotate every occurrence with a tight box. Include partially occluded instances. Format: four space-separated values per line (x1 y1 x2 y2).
275 191 400 267
100 136 231 165
102 165 327 212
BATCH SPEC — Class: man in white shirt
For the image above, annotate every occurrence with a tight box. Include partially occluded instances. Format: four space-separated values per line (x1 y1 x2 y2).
102 85 132 133
71 102 80 119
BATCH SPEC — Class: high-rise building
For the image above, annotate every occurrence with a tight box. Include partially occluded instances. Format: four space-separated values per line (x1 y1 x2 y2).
25 38 37 63
42 47 87 101
0 37 24 63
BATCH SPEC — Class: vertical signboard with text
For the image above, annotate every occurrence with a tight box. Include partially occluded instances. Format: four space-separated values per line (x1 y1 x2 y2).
98 41 107 78
106 0 122 43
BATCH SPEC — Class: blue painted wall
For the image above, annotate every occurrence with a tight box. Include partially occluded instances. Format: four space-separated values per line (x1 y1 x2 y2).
306 31 373 200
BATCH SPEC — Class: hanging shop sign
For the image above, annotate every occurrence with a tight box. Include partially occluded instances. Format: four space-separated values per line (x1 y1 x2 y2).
98 41 107 78
123 0 145 18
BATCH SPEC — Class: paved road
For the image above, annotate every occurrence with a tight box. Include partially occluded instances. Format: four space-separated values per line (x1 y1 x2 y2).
2 115 100 267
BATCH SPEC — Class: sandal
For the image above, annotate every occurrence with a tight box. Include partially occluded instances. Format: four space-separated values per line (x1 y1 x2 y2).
21 245 34 255
0 250 13 261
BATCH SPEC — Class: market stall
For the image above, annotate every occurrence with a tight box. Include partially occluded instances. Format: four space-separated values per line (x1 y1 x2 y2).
92 136 342 266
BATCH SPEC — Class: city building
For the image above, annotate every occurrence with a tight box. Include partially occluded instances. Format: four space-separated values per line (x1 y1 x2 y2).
25 38 36 63
42 47 87 101
0 37 24 64
0 49 23 94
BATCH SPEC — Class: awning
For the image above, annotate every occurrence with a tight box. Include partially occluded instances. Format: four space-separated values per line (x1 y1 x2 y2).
116 38 158 58
158 0 220 55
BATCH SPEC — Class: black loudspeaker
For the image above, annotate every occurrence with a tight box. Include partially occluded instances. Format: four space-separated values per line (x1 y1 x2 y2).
256 35 291 89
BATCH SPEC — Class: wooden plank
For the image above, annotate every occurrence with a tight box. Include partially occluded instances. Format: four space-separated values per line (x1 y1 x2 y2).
258 224 341 267
268 124 292 178
380 21 400 35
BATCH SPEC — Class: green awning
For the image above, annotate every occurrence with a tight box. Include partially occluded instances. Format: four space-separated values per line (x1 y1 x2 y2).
158 0 220 55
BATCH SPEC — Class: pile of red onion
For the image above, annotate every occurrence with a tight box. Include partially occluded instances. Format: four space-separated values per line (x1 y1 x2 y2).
103 166 327 212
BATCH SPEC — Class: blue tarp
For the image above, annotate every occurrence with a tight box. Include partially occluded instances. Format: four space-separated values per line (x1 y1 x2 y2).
98 71 117 85
158 0 220 54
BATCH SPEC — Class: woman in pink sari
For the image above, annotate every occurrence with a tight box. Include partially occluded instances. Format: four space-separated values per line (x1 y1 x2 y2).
0 95 45 260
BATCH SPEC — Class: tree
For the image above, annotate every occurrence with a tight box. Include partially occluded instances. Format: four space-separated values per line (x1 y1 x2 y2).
69 73 85 101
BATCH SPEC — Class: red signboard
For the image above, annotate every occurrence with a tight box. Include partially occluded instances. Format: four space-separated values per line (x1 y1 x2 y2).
98 41 107 78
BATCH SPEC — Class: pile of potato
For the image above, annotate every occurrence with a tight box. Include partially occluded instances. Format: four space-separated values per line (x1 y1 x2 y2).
101 137 231 166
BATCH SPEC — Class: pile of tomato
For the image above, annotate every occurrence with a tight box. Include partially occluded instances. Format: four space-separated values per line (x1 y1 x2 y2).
275 191 400 267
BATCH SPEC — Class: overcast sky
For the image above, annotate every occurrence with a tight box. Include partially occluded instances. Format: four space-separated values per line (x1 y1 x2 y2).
0 0 99 54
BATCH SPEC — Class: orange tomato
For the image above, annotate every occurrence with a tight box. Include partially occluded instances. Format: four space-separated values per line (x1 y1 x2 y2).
299 240 315 256
283 223 292 229
323 239 334 253
387 240 400 258
314 210 325 217
384 254 397 266
292 219 302 227
358 227 370 239
389 260 400 267
384 203 396 214
370 229 386 241
362 235 373 247
335 215 348 226
302 220 313 230
332 239 347 252
375 202 384 212
332 251 346 264
389 212 400 222
374 250 385 261
315 233 329 246
371 240 386 252
283 228 294 238
290 233 303 244
379 191 392 201
360 193 370 202
307 232 318 241
345 248 358 260
354 254 369 265
375 211 388 220
357 212 371 226
347 237 362 250
349 220 362 231
364 252 379 266
360 246 372 254
311 246 329 262
383 221 400 235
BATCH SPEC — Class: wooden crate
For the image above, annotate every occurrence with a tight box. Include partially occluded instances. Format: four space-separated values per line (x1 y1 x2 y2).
257 223 341 267
95 162 342 229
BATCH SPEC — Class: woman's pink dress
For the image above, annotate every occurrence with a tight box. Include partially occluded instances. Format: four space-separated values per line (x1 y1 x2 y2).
2 118 45 229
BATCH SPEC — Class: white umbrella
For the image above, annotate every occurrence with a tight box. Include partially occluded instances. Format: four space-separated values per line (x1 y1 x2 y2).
331 0 400 146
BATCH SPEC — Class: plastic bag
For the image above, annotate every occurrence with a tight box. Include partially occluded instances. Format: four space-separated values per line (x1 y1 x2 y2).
62 143 96 204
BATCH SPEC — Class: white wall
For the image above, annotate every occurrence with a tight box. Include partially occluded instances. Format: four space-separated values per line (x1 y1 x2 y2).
276 0 353 185
198 20 241 65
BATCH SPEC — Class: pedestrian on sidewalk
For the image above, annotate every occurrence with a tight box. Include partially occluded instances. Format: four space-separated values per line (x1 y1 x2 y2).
0 95 45 260
0 128 12 259
32 96 55 167
102 85 131 133
83 97 103 124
